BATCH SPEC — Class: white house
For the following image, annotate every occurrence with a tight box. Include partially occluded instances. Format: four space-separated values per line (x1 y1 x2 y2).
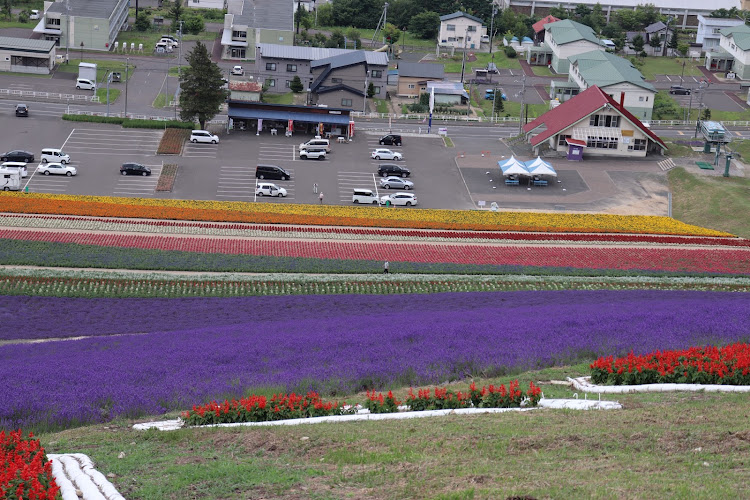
186 0 225 9
33 0 129 52
438 11 486 50
697 15 745 53
544 19 604 74
221 0 294 61
719 23 750 80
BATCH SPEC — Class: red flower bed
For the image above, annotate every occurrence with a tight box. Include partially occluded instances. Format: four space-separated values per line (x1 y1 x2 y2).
0 430 59 500
590 343 750 386
2 229 750 274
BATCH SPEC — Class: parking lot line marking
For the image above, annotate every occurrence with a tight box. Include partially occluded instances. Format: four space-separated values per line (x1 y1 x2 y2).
60 128 76 150
677 131 684 135
665 75 671 81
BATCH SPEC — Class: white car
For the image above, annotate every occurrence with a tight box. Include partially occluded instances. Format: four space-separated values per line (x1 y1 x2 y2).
190 130 219 144
255 183 287 197
380 192 417 206
29 9 40 20
379 176 413 190
371 148 402 161
231 65 244 76
299 148 326 160
37 162 77 177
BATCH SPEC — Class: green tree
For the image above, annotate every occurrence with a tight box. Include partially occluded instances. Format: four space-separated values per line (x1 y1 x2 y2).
668 32 679 55
649 34 661 55
178 42 226 129
316 3 334 26
168 0 184 23
383 23 401 45
183 15 204 35
367 82 375 98
389 0 425 29
702 108 711 121
504 45 517 58
635 4 661 28
585 3 606 33
513 21 527 40
134 13 151 32
631 34 645 54
409 11 440 39
1 0 11 21
677 42 689 57
494 93 505 113
345 28 361 49
549 6 570 20
290 75 304 93
615 10 639 31
18 8 30 23
652 92 682 119
325 28 345 48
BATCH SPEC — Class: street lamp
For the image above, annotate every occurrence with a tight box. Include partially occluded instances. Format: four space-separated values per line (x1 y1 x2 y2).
79 41 84 61
106 72 112 116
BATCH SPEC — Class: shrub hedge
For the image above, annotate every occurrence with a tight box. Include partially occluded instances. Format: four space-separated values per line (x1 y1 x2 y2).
61 114 196 129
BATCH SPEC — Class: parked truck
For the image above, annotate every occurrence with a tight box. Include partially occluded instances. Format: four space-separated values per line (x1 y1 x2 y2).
0 169 21 191
78 62 98 83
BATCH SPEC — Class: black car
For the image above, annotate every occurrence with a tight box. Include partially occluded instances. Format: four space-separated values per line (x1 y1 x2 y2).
0 150 34 163
256 164 291 180
120 163 151 176
15 104 29 117
379 134 402 146
669 85 691 95
378 163 410 178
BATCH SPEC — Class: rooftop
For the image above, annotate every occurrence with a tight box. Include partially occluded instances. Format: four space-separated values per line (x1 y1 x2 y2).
227 0 293 31
0 36 56 52
257 43 388 65
720 23 750 50
532 15 560 34
569 50 655 92
46 0 122 18
397 62 445 79
545 19 604 46
439 11 484 24
229 81 262 92
311 51 367 70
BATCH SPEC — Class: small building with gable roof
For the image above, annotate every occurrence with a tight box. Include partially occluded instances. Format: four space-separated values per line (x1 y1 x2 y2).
544 19 604 74
438 11 486 49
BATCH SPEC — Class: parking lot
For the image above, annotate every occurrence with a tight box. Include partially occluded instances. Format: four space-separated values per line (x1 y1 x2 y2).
0 113 474 209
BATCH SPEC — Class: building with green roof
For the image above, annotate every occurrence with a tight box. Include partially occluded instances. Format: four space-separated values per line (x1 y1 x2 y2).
0 36 56 74
719 24 750 80
544 19 604 74
567 50 655 121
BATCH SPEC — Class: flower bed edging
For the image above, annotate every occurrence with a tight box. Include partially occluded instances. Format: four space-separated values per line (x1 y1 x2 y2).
47 453 124 500
568 376 750 393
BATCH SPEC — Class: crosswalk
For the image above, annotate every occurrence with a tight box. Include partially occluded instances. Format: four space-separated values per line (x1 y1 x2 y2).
658 158 676 171
337 171 381 203
216 165 296 202
63 128 162 156
23 162 80 193
182 142 218 158
113 164 162 196
258 143 296 162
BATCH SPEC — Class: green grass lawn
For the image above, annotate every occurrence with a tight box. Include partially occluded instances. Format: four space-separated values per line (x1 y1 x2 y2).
373 98 389 114
443 51 521 73
56 58 134 82
532 65 554 77
663 140 695 158
152 93 169 108
0 20 36 29
261 92 295 105
167 65 189 77
633 57 704 80
38 364 750 499
669 167 750 238
315 27 436 49
95 88 120 105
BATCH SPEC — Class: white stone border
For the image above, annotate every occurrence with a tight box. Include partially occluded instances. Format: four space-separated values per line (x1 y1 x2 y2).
133 398 622 432
47 453 125 500
569 376 750 393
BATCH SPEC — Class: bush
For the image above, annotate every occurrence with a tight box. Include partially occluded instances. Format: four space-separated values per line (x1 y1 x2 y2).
61 114 125 124
183 15 204 35
62 114 196 129
504 45 517 58
135 12 151 32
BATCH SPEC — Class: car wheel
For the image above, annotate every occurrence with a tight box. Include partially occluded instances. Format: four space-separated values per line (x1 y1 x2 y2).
121 171 127 176
257 192 263 196
259 174 265 179
284 176 290 180
281 193 287 197
62 160 68 165
76 86 81 89
191 139 197 143
43 171 50 175
406 201 412 206
318 156 325 160
379 141 384 145
383 184 390 189
66 172 72 177
381 172 387 177
375 156 381 160
42 158 48 163
405 185 411 190
402 173 408 178
397 142 401 146
24 159 29 163
353 199 359 203
142 172 148 176
372 200 378 205
211 140 217 144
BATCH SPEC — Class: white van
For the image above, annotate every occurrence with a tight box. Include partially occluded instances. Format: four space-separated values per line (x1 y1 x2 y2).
76 78 96 91
1 162 28 178
155 41 174 53
29 9 40 20
41 148 71 164
352 188 379 204
190 130 219 144
0 169 21 191
299 138 330 153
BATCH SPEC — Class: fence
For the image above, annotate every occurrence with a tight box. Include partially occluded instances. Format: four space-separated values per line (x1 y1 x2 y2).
0 88 99 103
349 111 520 123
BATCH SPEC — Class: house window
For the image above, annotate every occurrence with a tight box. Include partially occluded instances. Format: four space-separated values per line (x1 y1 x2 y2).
447 24 456 31
558 134 571 147
448 37 456 42
230 48 245 59
285 80 291 88
371 70 382 78
586 136 619 149
341 98 352 107
373 86 381 95
267 79 276 87
287 64 297 72
589 114 620 127
639 96 644 101
467 25 477 32
48 18 60 26
232 30 246 39
332 77 342 83
266 63 276 71
408 84 415 89
632 139 647 151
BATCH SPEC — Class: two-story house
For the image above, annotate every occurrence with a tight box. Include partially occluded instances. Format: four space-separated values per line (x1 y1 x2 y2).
697 15 745 53
719 23 750 79
567 50 655 121
438 12 486 49
309 51 389 110
256 43 388 95
545 19 604 74
396 62 445 97
221 0 293 61
33 0 129 52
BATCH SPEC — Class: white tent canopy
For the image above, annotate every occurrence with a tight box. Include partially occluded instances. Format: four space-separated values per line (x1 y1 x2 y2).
525 157 557 177
498 156 530 176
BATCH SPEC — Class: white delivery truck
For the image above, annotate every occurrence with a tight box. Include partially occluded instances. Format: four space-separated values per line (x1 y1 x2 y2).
78 62 98 83
0 169 21 191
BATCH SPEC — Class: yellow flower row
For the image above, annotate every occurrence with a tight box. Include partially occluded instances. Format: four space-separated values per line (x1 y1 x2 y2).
0 192 734 237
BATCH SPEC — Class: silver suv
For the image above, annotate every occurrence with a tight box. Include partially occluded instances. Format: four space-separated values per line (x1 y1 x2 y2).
299 147 327 160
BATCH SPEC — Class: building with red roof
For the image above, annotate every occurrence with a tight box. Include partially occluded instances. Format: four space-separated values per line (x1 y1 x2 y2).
532 15 560 43
522 85 666 159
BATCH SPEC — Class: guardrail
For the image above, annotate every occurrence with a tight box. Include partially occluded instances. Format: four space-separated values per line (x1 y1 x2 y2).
0 88 99 103
349 111 521 123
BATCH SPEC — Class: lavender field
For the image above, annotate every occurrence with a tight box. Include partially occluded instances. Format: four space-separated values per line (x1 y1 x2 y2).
2 290 749 431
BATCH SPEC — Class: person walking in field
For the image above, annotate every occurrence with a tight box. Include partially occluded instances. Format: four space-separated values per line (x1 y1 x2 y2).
319 192 324 204
383 261 389 274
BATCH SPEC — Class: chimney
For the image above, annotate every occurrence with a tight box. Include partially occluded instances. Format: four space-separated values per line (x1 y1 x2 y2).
620 92 625 107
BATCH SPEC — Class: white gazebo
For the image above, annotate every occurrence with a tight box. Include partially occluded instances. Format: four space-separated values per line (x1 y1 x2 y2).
498 156 530 177
525 157 557 177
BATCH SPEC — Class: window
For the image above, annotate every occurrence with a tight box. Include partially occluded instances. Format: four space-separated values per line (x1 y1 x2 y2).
48 18 60 26
267 79 276 87
447 24 456 31
287 64 297 72
266 63 276 71
467 25 476 32
341 98 352 107
332 77 342 83
639 96 644 101
232 30 246 39
230 47 245 59
632 139 647 151
408 84 415 89
373 86 381 95
589 114 620 127
371 70 382 78
448 37 456 42
285 80 291 88
558 134 571 147
586 136 619 149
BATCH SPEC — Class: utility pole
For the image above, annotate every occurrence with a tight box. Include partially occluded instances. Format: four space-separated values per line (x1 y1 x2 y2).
662 17 672 57
176 20 183 119
363 70 369 113
693 80 707 137
460 27 468 84
166 56 169 111
124 57 129 118
489 6 497 59
518 73 527 135
106 72 111 116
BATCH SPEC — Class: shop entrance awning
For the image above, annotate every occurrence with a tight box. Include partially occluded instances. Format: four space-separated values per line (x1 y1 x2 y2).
228 106 351 126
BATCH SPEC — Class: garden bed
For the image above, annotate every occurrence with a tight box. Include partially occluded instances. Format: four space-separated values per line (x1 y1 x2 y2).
156 129 189 155
156 164 179 192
